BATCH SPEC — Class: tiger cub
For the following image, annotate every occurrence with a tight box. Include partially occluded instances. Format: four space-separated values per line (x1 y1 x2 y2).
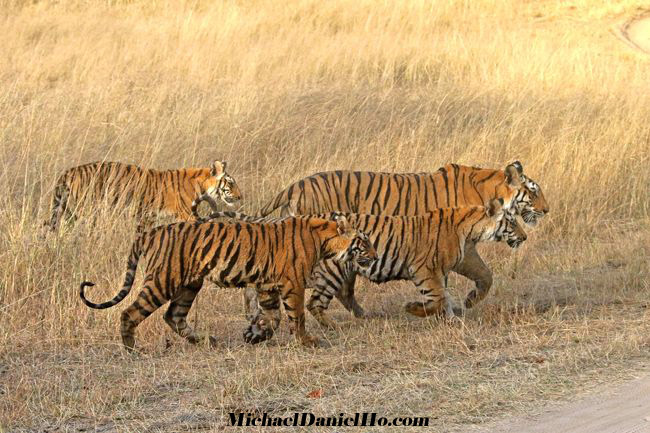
79 216 376 351
47 160 241 232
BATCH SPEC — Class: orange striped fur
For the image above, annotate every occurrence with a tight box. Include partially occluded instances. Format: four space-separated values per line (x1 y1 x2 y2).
46 160 241 232
79 216 376 351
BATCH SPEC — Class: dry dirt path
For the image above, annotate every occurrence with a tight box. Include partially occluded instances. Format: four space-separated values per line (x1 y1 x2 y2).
615 10 650 54
466 375 650 433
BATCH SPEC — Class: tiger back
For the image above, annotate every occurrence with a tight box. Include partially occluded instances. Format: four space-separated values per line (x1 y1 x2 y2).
259 162 548 225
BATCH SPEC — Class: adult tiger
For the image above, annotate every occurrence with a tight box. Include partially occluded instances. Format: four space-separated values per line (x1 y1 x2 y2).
46 160 241 232
205 198 526 328
259 162 548 225
79 216 376 351
253 162 548 319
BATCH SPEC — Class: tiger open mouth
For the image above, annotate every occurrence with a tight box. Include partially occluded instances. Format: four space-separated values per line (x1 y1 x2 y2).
507 238 524 248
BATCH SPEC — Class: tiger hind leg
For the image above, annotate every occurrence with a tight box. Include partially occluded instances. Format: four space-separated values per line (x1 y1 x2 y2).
163 281 215 347
281 283 319 347
243 286 262 323
404 272 452 318
120 277 169 352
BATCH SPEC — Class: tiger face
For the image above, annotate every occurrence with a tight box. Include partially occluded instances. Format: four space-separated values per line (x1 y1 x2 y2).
330 216 378 270
348 230 376 270
480 198 527 248
500 209 528 248
516 175 549 227
204 160 242 207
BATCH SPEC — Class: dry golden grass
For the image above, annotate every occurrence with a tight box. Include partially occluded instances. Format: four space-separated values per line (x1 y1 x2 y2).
1 0 649 431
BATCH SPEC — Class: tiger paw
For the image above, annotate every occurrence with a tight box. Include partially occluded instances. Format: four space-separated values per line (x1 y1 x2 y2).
311 313 340 330
299 334 321 348
404 301 442 318
404 301 428 318
243 322 273 345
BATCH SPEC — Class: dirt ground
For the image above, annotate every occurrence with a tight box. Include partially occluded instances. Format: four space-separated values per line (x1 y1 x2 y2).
465 372 650 432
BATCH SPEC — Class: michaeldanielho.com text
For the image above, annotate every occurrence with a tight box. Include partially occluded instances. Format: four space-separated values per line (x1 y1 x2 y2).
229 412 430 428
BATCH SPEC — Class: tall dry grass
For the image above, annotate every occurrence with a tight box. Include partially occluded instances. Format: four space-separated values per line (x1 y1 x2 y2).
1 0 649 431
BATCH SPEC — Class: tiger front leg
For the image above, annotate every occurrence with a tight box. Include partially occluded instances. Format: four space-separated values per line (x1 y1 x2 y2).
334 273 367 318
454 242 493 310
404 271 454 319
243 288 281 345
307 286 340 330
307 266 350 329
282 283 320 347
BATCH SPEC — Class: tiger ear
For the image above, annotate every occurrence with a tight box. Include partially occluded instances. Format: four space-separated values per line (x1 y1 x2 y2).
504 162 523 188
211 160 226 177
487 198 504 217
335 215 351 236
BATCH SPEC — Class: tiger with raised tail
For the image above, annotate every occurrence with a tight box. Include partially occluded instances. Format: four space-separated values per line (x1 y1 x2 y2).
46 160 241 232
249 162 548 319
206 199 527 328
79 215 376 351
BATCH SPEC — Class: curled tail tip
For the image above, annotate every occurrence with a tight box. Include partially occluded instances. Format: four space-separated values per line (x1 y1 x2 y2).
79 281 95 306
79 281 95 298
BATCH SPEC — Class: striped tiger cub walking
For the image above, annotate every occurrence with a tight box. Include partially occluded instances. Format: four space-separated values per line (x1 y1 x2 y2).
207 200 526 327
252 162 548 319
46 160 241 232
79 216 376 351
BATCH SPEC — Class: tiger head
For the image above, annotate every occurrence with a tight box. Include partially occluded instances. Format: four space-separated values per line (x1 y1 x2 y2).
203 160 242 207
503 161 549 227
477 198 527 248
320 216 377 270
